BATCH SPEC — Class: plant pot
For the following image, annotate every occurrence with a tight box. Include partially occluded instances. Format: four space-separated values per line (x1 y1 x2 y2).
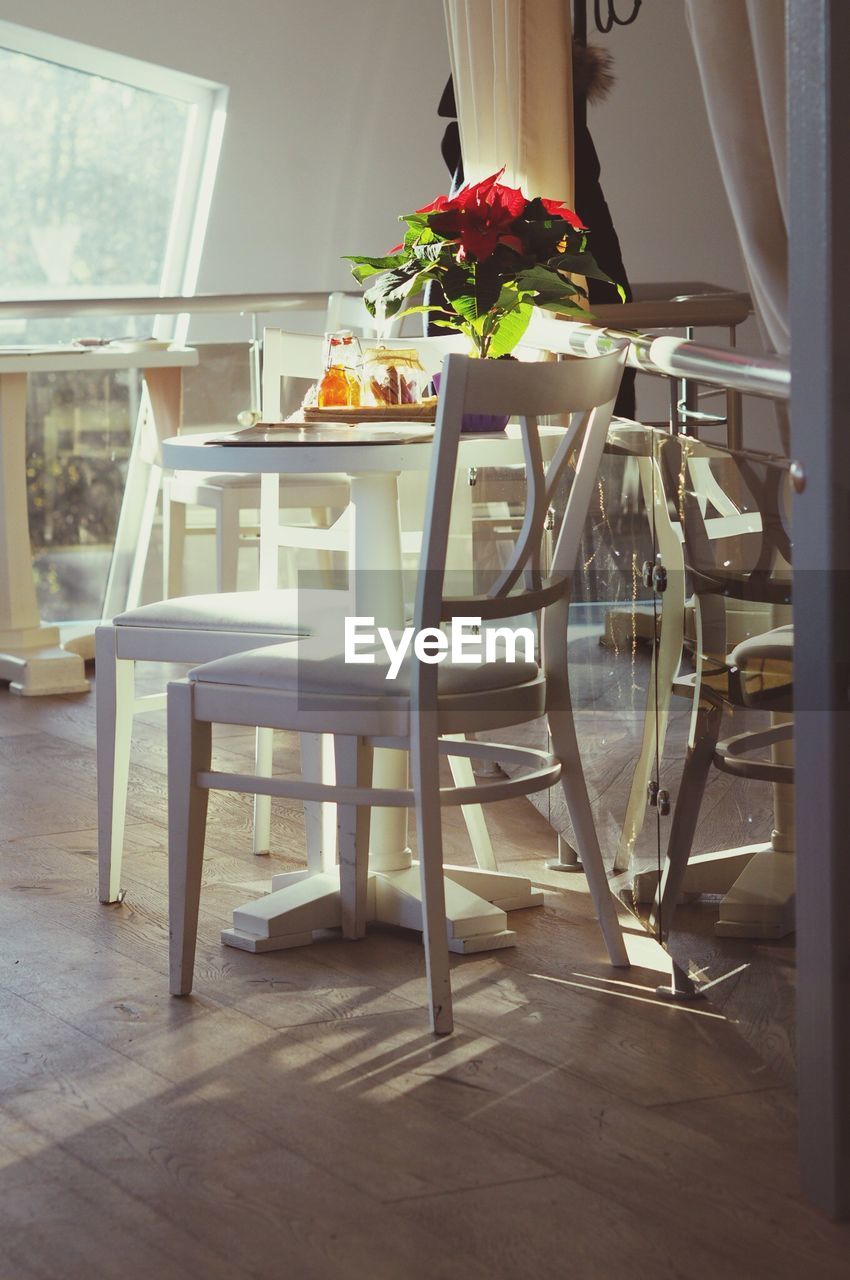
431 372 510 433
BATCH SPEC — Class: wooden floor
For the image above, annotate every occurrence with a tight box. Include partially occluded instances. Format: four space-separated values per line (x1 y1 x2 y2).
1 667 848 1279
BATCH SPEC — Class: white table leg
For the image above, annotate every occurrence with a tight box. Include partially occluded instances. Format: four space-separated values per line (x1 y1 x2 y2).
0 372 89 695
348 471 412 874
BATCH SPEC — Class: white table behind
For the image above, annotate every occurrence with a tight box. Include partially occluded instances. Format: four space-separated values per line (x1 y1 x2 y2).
0 346 197 695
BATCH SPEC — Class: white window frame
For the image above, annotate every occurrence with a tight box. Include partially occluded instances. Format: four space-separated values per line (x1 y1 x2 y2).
0 19 228 303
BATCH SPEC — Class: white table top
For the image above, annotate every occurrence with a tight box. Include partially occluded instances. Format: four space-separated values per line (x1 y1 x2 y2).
162 422 561 475
0 345 198 374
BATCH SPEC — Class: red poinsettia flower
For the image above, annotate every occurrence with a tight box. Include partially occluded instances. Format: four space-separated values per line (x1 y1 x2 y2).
540 196 587 230
430 168 528 261
416 193 452 215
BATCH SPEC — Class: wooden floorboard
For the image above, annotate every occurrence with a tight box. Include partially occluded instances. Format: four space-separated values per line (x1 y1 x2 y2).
0 672 847 1278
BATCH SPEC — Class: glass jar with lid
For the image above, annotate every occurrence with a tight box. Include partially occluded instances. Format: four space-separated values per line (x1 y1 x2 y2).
318 330 362 408
362 346 427 407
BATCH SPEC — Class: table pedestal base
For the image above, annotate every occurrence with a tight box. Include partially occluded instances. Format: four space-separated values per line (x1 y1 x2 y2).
632 842 796 939
712 844 795 939
0 625 90 696
221 864 544 955
59 622 96 663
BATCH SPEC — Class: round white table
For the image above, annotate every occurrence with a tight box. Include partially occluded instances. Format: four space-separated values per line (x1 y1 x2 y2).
162 423 558 953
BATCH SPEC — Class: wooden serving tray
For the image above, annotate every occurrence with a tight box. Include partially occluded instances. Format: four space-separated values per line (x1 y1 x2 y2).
303 397 437 424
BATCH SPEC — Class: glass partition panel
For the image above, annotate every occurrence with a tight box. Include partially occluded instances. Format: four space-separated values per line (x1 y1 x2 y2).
639 430 795 1080
550 430 660 882
432 422 662 906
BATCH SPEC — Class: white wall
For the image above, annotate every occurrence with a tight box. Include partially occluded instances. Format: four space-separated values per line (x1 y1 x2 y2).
583 0 776 438
588 0 748 292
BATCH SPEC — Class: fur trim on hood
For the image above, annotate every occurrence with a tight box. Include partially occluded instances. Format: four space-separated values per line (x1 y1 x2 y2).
573 40 616 103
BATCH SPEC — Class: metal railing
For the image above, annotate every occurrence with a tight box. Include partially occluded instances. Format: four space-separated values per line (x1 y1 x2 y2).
1 289 790 404
552 321 789 401
0 291 329 319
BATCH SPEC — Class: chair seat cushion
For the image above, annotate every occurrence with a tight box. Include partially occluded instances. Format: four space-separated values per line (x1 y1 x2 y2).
114 588 351 637
189 630 539 698
727 624 792 709
728 624 793 668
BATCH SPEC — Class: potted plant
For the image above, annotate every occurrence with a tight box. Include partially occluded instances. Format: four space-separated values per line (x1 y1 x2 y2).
347 168 625 356
346 169 622 429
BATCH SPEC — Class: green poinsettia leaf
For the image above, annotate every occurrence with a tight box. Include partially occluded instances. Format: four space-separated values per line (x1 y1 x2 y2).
449 294 484 330
345 253 402 268
392 304 457 327
439 259 474 298
514 265 581 298
410 241 447 265
428 315 464 328
444 259 502 324
362 293 397 319
345 253 406 284
400 212 433 239
539 298 595 320
550 252 626 299
473 300 527 358
362 270 415 318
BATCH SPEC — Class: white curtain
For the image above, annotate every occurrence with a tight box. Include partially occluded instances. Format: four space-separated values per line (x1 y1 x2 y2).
686 0 789 357
443 0 575 202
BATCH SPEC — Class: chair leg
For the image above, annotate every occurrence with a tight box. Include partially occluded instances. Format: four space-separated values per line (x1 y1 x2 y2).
549 705 630 968
167 680 212 996
411 710 453 1034
216 491 241 593
445 736 497 871
649 698 722 942
310 507 336 588
125 463 162 610
301 733 337 874
96 630 135 904
252 727 273 856
333 735 372 939
162 489 187 599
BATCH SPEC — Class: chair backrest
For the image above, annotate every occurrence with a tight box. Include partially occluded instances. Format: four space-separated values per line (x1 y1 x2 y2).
655 433 792 600
325 291 405 338
261 330 324 421
260 328 471 422
412 349 627 701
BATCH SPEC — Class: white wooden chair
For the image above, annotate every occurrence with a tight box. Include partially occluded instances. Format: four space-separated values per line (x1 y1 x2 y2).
95 343 359 904
160 331 349 599
255 329 471 565
124 295 383 607
95 585 354 905
97 330 493 905
166 348 629 1034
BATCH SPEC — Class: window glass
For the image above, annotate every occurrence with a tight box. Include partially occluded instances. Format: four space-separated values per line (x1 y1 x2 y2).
0 22 227 621
0 47 189 302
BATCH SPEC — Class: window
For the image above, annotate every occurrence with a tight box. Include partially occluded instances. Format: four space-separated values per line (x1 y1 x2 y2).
0 19 227 341
0 21 228 621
